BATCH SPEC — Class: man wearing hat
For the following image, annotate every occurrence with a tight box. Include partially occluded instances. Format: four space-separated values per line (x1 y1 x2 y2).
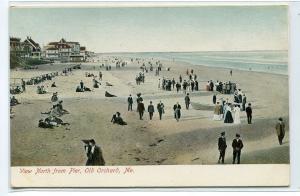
232 134 244 164
137 100 145 120
275 117 285 145
85 139 105 166
245 103 252 124
218 132 227 164
147 101 155 120
127 94 133 111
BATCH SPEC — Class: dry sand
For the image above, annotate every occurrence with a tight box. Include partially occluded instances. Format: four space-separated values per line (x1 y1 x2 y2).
10 58 289 166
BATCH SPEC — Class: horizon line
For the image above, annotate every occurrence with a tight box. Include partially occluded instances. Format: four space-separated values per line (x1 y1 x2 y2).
95 49 288 54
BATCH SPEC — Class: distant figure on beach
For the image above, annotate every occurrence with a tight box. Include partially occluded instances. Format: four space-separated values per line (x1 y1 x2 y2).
172 78 176 89
21 79 26 91
51 92 58 103
232 134 243 164
10 96 20 106
157 101 165 120
275 117 285 145
224 104 234 123
176 82 181 93
147 101 155 120
173 102 181 122
158 78 161 89
84 139 105 166
99 71 102 80
213 94 217 104
51 82 57 87
137 100 145 120
233 105 241 124
242 94 247 111
80 80 84 91
246 103 252 124
185 93 190 110
213 102 222 121
230 70 232 76
127 94 133 111
218 132 227 164
179 75 182 83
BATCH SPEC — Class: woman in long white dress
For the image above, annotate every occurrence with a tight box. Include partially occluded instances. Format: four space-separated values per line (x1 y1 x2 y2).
233 105 241 124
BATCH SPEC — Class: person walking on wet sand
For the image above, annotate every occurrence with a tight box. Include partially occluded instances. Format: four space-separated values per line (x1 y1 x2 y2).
137 100 145 120
185 93 190 110
218 132 227 164
173 102 181 122
246 103 252 124
127 94 133 111
157 101 165 120
148 101 155 120
230 69 232 76
232 134 244 164
275 117 285 145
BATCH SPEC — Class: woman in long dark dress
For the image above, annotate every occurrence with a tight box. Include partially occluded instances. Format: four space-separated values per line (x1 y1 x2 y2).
224 104 234 123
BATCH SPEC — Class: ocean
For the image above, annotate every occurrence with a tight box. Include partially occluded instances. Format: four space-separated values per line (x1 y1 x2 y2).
97 51 288 75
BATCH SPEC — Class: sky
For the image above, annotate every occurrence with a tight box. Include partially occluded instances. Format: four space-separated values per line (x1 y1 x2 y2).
9 6 288 53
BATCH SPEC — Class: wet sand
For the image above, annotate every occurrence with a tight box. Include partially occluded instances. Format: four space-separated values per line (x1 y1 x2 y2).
10 58 289 166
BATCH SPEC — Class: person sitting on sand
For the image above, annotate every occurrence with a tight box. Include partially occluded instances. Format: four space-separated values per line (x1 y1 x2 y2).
111 112 127 125
51 82 57 87
93 78 100 88
51 92 58 103
56 100 69 115
10 96 20 106
38 119 54 129
37 86 47 94
76 85 83 92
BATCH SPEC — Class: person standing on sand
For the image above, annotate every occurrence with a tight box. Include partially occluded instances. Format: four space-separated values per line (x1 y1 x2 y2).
80 80 84 91
99 71 102 80
137 100 145 120
213 94 217 104
233 105 241 124
232 134 243 164
275 117 285 145
157 101 165 120
185 93 191 110
179 75 182 83
127 94 133 111
242 94 247 111
158 78 161 89
172 78 176 89
230 70 232 76
147 101 155 120
218 132 227 164
246 103 252 124
173 102 182 122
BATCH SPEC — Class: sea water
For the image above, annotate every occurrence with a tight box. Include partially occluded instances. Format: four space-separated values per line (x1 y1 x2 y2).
98 50 288 75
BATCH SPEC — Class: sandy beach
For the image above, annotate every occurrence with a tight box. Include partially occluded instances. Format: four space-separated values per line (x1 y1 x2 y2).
10 58 289 166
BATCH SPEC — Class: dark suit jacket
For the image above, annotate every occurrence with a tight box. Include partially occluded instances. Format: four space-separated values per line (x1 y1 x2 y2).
148 105 154 113
173 104 181 111
137 102 145 112
218 137 227 151
86 145 105 166
246 107 252 115
128 97 133 104
232 139 244 151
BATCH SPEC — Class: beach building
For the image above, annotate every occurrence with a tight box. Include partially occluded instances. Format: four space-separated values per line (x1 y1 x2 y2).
44 38 87 62
10 36 41 59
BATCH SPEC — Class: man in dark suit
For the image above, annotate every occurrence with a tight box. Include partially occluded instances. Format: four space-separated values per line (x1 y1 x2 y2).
245 103 252 124
137 100 145 120
185 93 190 110
80 80 84 91
85 139 105 166
173 102 181 122
127 94 133 111
213 94 217 104
232 134 244 164
218 132 227 164
157 101 164 120
147 101 155 120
